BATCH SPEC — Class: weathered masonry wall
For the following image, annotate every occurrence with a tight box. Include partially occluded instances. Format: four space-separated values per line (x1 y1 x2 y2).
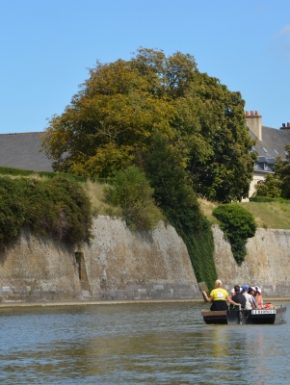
0 235 81 301
0 218 290 303
81 217 198 300
0 216 199 302
213 225 290 297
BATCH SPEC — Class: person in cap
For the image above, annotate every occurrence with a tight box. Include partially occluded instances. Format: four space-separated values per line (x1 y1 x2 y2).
203 279 241 311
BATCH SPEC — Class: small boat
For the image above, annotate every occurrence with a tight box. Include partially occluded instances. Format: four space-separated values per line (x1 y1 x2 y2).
202 306 286 325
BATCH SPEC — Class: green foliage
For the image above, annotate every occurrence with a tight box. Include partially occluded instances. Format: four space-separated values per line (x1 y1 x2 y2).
184 75 255 202
255 174 282 198
182 227 216 289
0 176 91 250
0 178 26 249
41 47 256 283
274 145 290 199
213 203 256 265
44 48 254 202
255 145 290 201
143 134 217 288
105 166 162 231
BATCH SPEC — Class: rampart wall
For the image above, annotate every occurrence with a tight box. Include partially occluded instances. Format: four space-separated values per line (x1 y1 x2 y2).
0 217 289 302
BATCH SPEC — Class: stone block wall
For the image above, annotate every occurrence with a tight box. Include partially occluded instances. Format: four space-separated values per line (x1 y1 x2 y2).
0 218 290 303
213 225 290 297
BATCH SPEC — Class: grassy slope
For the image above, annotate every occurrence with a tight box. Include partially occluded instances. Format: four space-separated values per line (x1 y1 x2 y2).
240 201 290 229
199 198 290 230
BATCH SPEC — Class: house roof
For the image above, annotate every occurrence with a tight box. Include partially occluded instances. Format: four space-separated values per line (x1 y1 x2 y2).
0 123 289 174
0 132 53 172
250 125 290 174
251 126 290 160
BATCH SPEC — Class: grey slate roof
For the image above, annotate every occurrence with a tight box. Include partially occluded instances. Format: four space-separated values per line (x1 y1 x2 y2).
0 125 289 175
250 126 290 174
0 132 53 172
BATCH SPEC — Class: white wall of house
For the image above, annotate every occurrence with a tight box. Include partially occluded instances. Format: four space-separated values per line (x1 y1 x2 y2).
249 173 265 197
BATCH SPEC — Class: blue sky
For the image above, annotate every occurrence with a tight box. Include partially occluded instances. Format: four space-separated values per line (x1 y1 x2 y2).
0 0 290 133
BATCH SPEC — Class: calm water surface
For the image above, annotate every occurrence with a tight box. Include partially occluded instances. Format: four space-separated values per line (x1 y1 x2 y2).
0 302 289 385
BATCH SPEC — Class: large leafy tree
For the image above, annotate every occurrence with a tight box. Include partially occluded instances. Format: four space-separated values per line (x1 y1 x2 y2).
43 48 254 202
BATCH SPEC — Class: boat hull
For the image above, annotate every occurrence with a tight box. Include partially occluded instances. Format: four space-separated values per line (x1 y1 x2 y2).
202 306 286 325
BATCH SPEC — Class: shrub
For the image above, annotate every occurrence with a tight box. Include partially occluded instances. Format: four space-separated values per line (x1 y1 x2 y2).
213 203 256 265
0 176 92 250
105 166 162 231
22 177 92 244
255 174 282 198
0 178 26 249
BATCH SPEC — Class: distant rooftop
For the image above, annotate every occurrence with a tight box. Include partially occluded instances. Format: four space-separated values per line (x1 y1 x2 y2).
0 132 53 172
250 125 290 160
247 113 290 175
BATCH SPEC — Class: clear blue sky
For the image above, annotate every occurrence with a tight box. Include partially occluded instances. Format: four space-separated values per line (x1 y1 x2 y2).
0 0 289 133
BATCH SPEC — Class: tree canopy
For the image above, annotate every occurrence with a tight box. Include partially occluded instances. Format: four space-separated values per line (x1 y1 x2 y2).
43 48 254 202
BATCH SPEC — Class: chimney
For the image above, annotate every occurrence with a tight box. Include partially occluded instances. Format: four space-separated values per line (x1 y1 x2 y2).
245 110 262 141
280 122 290 130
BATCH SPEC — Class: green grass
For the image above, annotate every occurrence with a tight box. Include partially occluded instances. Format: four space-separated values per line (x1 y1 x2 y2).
199 198 290 230
241 201 290 229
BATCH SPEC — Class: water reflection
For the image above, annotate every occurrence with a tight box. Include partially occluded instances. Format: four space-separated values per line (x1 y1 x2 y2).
0 303 289 384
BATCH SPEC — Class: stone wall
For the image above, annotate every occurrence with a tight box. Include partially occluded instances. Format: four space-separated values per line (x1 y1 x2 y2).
82 216 198 300
0 234 81 302
213 225 290 297
0 216 198 302
0 217 290 303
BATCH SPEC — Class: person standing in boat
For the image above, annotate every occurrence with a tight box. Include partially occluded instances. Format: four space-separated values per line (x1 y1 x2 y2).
204 279 240 311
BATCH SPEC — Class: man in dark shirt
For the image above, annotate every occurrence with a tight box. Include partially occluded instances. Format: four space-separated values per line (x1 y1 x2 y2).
230 285 246 309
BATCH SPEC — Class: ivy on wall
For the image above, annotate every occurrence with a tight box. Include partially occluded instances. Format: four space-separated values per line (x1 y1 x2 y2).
213 203 256 265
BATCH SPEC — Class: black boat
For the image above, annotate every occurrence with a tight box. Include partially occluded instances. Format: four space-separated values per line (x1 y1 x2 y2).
202 306 286 325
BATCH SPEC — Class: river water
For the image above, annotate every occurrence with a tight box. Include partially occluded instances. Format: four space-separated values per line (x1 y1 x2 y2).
0 302 289 385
